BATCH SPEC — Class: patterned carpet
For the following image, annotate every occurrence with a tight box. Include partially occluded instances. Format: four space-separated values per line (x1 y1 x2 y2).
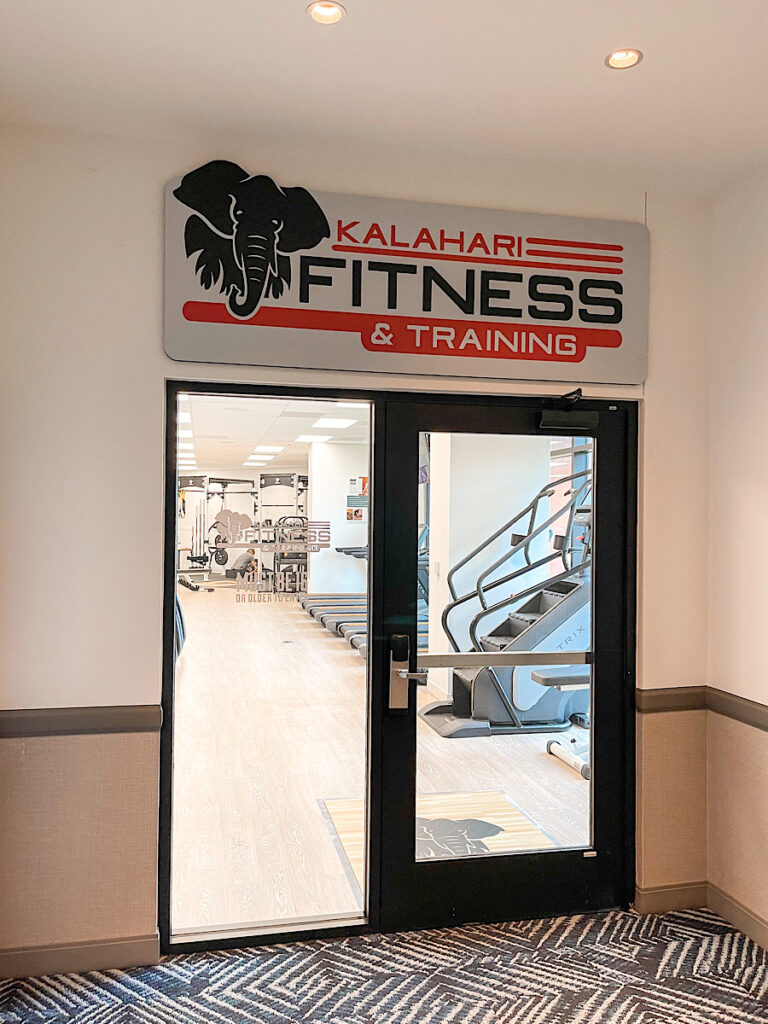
1 909 767 1023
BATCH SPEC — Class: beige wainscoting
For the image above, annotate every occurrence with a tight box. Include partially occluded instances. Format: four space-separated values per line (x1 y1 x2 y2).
0 718 160 978
2 688 767 979
635 686 768 951
707 712 768 947
635 707 708 905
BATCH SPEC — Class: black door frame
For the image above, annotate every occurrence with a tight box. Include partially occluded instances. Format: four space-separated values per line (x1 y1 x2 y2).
375 395 637 932
159 379 637 954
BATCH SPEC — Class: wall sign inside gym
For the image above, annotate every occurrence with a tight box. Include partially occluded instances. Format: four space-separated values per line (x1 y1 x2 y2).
165 162 649 384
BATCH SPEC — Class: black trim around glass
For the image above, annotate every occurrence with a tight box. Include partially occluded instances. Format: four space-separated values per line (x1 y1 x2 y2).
376 395 637 931
160 381 637 954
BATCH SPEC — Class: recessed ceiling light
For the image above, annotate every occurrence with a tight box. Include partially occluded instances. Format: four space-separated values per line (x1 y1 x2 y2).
336 402 369 409
178 394 189 402
307 1 346 24
255 445 284 453
605 48 643 69
313 418 356 429
178 412 191 423
177 429 193 438
243 461 266 467
251 454 275 460
296 434 332 443
178 443 195 451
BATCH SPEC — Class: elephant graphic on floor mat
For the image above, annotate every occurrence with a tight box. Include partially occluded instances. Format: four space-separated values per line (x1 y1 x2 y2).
174 161 330 319
416 816 504 858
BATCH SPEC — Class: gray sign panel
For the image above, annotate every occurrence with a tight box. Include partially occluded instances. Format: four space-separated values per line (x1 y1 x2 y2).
165 161 649 384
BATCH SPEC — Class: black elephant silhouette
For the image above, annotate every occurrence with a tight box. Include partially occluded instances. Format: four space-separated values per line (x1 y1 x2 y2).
415 817 505 859
173 161 330 319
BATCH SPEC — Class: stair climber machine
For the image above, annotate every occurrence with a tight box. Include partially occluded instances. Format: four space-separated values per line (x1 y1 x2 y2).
420 463 593 739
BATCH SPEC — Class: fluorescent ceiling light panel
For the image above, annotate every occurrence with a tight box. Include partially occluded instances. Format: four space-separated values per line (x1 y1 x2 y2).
177 429 193 438
296 434 332 443
244 461 266 467
255 445 284 453
178 394 189 402
312 418 356 428
178 443 195 451
336 402 369 409
178 412 191 423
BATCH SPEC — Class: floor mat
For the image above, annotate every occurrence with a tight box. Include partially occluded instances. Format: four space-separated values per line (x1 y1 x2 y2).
324 790 555 889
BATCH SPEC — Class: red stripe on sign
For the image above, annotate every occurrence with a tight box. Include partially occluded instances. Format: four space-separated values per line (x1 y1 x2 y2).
182 302 621 365
526 237 624 252
526 249 623 264
330 245 623 275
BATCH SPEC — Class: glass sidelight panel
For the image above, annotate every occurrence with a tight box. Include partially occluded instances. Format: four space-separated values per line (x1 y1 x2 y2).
170 391 371 941
414 432 593 860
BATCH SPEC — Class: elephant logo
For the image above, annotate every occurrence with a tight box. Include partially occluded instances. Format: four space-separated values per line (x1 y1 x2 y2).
211 509 253 545
415 817 504 859
173 161 330 319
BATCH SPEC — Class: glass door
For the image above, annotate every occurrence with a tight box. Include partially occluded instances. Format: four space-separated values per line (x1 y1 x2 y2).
162 383 375 948
374 396 635 932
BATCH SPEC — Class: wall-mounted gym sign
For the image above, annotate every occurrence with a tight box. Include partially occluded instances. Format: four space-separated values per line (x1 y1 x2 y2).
164 161 649 384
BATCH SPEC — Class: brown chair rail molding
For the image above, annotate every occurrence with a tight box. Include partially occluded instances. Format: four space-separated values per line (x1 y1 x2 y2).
636 685 768 732
1 692 764 737
0 705 162 738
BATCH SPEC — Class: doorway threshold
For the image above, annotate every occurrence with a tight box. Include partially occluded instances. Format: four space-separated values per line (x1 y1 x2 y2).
169 912 368 946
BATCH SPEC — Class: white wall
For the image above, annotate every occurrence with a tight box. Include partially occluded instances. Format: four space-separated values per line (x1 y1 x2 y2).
427 433 551 695
0 122 711 709
635 194 711 692
427 434 454 695
307 444 369 594
706 166 768 707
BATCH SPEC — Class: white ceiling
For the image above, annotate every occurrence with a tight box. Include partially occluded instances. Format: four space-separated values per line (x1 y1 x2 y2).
2 1 768 195
179 393 371 476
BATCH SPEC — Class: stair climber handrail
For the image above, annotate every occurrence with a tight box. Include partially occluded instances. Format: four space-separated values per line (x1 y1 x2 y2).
444 466 592 607
417 523 429 554
467 558 592 652
439 551 564 652
440 467 592 652
474 475 591 612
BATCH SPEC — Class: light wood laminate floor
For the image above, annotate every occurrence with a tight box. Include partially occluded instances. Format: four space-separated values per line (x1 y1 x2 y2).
171 589 589 938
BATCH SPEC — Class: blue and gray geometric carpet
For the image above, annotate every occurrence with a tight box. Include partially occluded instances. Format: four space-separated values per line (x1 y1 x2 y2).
1 908 767 1022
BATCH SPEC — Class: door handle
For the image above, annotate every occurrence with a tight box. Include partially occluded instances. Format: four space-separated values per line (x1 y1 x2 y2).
389 634 426 711
397 670 428 684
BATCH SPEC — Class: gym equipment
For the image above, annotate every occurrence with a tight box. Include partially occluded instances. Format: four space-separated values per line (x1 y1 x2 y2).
546 710 591 778
298 592 428 659
273 516 309 579
546 734 590 780
336 546 368 559
173 595 186 661
187 499 210 568
420 453 594 738
178 574 214 593
417 525 429 601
